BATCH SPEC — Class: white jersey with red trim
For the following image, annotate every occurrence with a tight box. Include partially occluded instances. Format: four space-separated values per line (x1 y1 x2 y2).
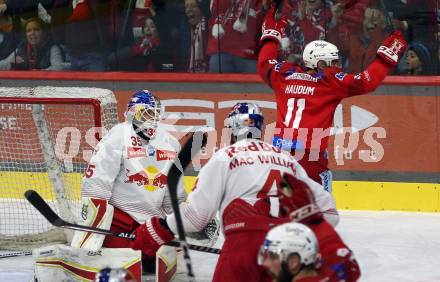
81 121 185 223
166 138 337 234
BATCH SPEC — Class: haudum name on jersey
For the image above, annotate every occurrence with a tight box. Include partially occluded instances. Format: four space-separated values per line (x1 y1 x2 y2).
284 85 315 95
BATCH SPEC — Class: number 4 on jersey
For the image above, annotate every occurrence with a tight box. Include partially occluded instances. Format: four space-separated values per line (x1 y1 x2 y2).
257 169 282 198
284 98 305 128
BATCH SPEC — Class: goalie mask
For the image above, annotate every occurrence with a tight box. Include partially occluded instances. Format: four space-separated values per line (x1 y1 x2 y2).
126 90 162 139
303 40 340 70
226 102 264 142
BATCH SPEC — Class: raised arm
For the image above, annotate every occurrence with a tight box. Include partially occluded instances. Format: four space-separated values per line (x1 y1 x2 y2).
257 6 287 87
330 31 407 97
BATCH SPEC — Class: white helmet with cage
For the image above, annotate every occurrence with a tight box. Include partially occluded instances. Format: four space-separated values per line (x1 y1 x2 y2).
258 222 319 266
302 40 340 69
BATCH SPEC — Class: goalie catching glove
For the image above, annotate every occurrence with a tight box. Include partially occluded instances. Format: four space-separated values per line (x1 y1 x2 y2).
129 217 174 258
376 31 407 66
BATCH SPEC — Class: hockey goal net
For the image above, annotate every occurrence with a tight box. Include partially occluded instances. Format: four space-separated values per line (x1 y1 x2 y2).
0 87 118 251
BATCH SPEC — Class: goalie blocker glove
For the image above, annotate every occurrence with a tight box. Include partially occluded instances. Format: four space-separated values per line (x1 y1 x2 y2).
130 217 174 258
376 31 407 66
260 6 287 46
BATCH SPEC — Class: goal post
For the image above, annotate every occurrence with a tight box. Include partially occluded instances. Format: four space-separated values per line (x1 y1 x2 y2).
0 87 118 250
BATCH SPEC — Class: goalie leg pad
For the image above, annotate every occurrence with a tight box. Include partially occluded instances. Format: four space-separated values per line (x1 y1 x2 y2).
34 244 141 282
71 197 114 251
155 245 177 282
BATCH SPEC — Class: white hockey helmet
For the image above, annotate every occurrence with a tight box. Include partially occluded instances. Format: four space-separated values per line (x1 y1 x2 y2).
258 222 319 266
302 40 340 69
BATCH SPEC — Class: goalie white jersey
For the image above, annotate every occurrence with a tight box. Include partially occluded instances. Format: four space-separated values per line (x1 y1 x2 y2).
82 121 185 223
166 139 337 233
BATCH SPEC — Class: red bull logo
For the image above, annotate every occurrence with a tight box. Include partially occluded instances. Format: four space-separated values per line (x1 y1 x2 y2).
125 166 167 191
125 169 150 186
152 172 167 189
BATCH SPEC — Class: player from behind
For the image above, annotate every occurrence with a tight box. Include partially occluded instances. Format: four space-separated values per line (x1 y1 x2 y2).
72 90 185 272
277 172 361 281
127 102 339 282
258 4 407 192
259 222 322 282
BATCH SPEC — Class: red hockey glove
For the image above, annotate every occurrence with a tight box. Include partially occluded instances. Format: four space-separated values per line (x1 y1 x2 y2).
130 217 174 257
278 173 323 224
260 6 287 46
376 31 407 66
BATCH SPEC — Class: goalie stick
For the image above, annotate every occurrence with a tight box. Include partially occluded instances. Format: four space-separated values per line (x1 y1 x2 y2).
23 190 220 255
167 131 207 282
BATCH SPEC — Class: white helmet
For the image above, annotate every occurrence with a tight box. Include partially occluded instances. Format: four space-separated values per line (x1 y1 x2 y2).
258 222 319 266
302 40 340 69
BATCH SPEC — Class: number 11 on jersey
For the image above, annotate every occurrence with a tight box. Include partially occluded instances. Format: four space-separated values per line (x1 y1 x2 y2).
283 98 305 128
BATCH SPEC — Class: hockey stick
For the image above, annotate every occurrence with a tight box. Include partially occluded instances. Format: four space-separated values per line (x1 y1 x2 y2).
378 0 395 33
167 131 207 281
23 190 220 255
272 0 285 20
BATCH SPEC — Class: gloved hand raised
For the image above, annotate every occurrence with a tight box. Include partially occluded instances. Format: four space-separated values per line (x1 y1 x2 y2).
376 31 407 66
260 6 287 46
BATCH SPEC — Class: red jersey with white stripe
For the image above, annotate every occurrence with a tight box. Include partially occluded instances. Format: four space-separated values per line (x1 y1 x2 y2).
82 121 185 223
258 41 393 151
166 139 337 234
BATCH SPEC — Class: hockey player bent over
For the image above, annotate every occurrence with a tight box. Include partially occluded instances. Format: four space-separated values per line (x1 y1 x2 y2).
128 102 339 282
72 90 185 272
277 172 361 281
259 222 322 282
258 5 407 192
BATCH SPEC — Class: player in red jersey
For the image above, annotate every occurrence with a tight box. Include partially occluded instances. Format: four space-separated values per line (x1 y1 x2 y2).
276 172 361 282
258 5 407 192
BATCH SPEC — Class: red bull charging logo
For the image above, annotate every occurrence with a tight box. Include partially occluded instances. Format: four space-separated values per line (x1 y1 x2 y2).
125 166 167 191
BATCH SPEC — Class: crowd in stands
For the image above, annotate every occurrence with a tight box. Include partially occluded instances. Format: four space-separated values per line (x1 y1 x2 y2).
0 0 437 74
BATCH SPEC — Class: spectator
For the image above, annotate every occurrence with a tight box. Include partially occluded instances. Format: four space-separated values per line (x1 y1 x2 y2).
51 0 115 71
280 0 343 62
381 0 437 54
185 0 209 72
0 13 19 61
0 17 67 70
296 0 343 44
0 1 54 20
129 14 162 71
342 7 389 73
405 42 435 75
0 0 6 15
207 0 264 73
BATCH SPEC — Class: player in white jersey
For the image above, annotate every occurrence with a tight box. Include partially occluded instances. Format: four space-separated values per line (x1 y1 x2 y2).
73 90 185 272
129 102 338 282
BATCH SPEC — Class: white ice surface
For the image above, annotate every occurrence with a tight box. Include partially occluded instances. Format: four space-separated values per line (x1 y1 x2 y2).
1 210 440 282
